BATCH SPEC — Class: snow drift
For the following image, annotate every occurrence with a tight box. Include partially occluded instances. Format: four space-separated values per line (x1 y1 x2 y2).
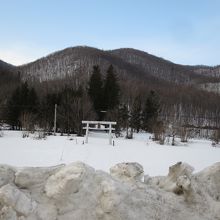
0 161 219 220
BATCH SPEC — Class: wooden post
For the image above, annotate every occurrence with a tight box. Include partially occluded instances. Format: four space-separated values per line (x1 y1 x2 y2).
85 122 89 143
54 104 57 136
109 123 112 145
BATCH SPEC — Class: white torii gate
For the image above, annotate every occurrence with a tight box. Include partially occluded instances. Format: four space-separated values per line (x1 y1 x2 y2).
82 121 117 145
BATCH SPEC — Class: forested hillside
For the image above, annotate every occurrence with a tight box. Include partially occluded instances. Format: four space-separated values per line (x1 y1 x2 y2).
1 46 220 138
0 60 20 107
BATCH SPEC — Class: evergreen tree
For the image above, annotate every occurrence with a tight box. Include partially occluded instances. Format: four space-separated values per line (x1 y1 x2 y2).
88 65 104 120
130 95 142 133
142 90 160 132
19 83 39 130
6 82 39 130
39 92 60 131
19 82 29 112
115 104 129 136
28 88 39 113
56 86 87 135
59 86 74 134
6 87 21 129
103 65 120 111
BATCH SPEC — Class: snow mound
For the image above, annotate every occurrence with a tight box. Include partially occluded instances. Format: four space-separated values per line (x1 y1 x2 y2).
110 162 144 182
0 161 220 220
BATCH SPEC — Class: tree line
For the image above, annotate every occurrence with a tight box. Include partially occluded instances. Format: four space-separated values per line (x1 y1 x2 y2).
3 64 161 138
3 63 219 142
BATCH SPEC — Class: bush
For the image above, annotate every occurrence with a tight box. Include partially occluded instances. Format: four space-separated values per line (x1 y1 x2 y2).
0 130 3 137
22 131 29 138
180 127 188 142
153 121 165 145
33 131 47 140
211 129 220 144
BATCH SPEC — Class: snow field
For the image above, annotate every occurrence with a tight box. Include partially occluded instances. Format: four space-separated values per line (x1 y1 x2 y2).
0 131 219 176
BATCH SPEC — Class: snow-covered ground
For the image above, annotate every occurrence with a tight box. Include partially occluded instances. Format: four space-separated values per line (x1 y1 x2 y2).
0 130 219 176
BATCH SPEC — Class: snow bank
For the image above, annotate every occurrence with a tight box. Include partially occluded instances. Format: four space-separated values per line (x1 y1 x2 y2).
0 161 220 220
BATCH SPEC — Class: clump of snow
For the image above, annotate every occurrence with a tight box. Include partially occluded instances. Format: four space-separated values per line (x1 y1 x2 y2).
110 162 144 182
0 184 37 216
0 165 15 187
159 162 194 193
15 165 63 189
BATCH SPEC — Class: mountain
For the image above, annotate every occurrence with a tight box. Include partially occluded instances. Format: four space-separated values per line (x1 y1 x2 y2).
17 46 161 84
16 46 220 101
1 46 219 99
1 46 220 129
0 59 17 79
0 46 217 85
0 60 20 106
0 59 19 84
189 65 220 77
0 59 16 72
109 48 207 84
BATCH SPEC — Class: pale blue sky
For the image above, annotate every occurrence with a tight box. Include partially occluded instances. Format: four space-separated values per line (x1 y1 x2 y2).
0 0 219 65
